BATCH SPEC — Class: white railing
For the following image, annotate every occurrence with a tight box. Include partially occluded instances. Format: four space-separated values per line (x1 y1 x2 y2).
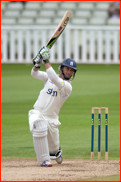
1 25 120 64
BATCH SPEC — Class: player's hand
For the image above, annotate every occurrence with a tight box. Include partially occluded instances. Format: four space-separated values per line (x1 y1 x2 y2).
39 46 50 64
32 53 43 69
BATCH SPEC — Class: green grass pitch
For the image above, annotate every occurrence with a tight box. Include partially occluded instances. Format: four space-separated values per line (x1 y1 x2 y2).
1 64 120 160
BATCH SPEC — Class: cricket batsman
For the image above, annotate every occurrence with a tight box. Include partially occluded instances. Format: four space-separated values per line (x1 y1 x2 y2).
28 46 77 167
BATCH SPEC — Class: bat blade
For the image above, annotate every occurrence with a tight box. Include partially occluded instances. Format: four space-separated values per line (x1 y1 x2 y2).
46 10 72 49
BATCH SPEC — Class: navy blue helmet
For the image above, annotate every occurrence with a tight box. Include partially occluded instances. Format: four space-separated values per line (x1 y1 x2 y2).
59 58 77 80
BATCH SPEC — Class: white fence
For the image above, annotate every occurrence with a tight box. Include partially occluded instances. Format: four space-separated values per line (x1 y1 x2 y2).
1 25 120 64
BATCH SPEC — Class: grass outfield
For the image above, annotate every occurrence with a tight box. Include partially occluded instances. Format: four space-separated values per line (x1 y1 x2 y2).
78 174 120 181
1 64 120 160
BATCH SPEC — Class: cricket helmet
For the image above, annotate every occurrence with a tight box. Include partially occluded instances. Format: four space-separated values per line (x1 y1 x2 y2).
59 58 77 80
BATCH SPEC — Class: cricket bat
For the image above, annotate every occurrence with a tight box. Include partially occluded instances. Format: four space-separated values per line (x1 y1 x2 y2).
46 10 72 49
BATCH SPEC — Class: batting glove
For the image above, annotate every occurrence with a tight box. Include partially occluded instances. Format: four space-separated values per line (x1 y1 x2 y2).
33 53 43 69
39 46 50 64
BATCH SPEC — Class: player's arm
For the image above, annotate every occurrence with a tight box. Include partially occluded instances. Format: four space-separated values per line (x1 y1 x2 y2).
39 46 72 96
39 47 63 88
31 50 48 81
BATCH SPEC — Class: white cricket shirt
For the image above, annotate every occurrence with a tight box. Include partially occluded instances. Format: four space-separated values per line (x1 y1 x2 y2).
31 67 72 119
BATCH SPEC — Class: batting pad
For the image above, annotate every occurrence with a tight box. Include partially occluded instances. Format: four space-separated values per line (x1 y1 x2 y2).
32 118 50 165
33 136 50 165
29 110 50 165
28 109 47 133
32 118 47 138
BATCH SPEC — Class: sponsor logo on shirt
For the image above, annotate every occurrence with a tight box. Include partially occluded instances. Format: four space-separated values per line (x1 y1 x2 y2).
47 88 57 97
